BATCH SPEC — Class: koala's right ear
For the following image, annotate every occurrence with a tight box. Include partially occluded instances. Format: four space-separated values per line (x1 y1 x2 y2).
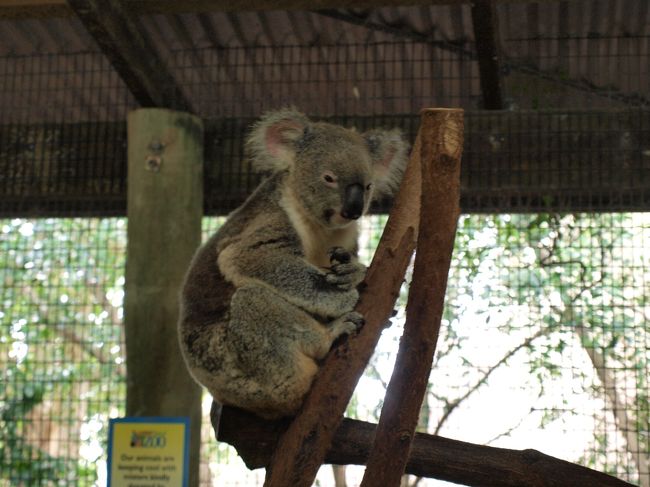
246 108 310 173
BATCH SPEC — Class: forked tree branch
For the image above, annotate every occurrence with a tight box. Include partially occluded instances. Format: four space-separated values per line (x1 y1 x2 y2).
214 111 635 487
215 405 634 487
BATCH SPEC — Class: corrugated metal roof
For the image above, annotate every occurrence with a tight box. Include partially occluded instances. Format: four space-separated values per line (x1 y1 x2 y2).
2 2 648 54
0 1 648 122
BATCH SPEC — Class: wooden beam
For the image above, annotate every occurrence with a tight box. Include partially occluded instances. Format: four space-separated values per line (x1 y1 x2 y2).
215 405 635 487
471 0 504 109
0 0 572 19
1 110 649 217
125 108 204 486
0 0 70 19
67 0 192 111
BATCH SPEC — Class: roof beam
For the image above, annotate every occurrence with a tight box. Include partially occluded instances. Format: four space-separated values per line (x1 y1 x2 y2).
3 110 649 217
0 0 69 19
471 0 504 109
316 7 648 107
0 0 567 19
67 0 191 111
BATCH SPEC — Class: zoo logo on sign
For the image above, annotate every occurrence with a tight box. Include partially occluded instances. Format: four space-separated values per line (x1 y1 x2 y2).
130 430 167 448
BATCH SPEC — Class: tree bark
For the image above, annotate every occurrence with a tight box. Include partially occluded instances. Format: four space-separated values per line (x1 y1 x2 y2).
332 465 348 487
215 405 634 487
361 108 464 486
575 325 650 487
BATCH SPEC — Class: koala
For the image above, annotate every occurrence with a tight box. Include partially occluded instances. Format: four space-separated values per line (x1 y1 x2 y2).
178 108 408 419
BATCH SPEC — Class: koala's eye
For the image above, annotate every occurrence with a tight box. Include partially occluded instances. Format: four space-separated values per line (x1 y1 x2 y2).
366 183 372 191
322 172 338 188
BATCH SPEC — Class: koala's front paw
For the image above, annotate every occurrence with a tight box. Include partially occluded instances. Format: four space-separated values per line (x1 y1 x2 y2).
329 246 351 265
325 252 367 291
330 311 365 338
325 264 367 290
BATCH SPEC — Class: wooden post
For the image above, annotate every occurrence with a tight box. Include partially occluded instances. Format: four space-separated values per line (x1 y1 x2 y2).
361 108 464 486
125 108 203 486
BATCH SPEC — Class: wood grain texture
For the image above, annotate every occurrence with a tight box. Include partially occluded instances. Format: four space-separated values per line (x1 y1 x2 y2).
125 108 203 486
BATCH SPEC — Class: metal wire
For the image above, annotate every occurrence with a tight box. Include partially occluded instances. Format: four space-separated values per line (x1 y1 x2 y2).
0 31 648 487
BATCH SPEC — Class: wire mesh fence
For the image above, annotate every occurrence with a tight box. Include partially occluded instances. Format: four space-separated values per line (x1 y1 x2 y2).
1 218 126 486
0 15 649 487
3 214 648 485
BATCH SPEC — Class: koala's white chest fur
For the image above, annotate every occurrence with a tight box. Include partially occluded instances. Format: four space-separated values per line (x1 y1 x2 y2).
281 188 358 268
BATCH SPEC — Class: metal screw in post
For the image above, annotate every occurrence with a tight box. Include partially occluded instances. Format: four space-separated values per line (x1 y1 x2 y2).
145 140 165 172
145 155 162 172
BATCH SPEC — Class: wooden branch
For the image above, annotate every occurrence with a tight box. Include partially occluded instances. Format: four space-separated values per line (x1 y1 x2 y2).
67 0 191 111
362 109 463 486
215 405 635 487
263 112 430 487
471 0 504 109
2 110 649 218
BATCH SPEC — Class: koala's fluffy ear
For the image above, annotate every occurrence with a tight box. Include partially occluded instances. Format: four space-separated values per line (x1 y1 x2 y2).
247 108 310 173
363 129 409 198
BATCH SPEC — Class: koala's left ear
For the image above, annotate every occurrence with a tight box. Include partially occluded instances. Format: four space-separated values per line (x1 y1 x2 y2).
363 129 409 198
246 108 310 173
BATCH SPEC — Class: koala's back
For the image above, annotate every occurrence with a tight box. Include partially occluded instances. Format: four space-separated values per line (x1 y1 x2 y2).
178 173 286 372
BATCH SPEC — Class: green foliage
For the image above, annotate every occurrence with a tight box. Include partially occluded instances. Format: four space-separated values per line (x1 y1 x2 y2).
1 218 126 486
356 212 648 484
453 213 648 479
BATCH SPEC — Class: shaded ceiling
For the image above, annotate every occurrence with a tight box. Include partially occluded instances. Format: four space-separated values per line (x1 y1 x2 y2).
0 1 648 122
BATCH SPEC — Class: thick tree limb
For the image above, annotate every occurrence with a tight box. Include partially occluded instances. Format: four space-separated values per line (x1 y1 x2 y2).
262 112 430 487
362 108 464 486
576 324 650 487
215 405 634 487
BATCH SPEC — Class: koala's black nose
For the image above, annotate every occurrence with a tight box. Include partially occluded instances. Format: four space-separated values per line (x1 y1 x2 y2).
341 183 364 220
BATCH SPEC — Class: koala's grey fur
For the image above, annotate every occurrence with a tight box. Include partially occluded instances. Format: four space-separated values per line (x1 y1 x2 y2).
178 108 408 419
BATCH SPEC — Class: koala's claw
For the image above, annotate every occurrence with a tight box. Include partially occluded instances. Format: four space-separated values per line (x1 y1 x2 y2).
344 311 365 332
325 260 367 291
325 270 361 290
331 311 365 338
329 246 352 265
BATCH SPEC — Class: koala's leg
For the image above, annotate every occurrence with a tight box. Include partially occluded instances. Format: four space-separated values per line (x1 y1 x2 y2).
223 285 360 418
